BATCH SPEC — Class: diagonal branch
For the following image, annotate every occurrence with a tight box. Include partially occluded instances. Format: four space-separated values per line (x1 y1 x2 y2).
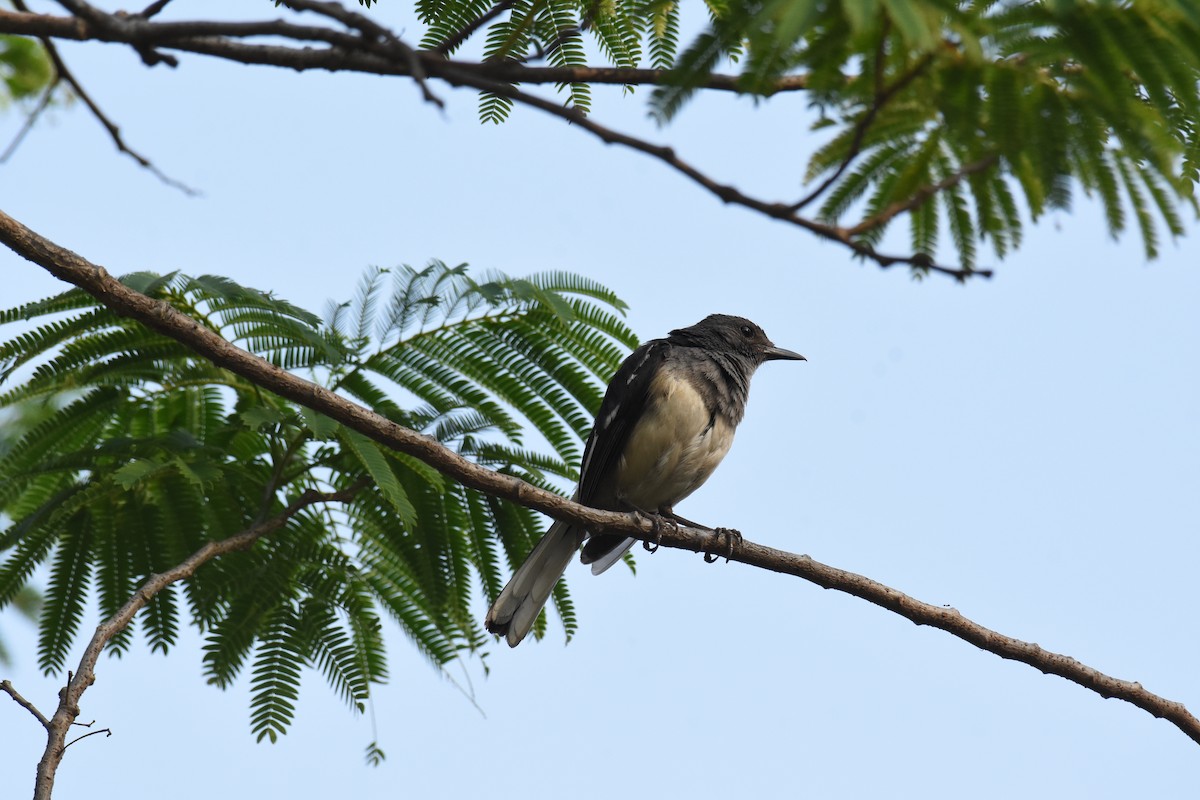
1 679 51 729
518 0 600 65
791 42 935 212
849 153 1002 236
17 484 362 800
0 207 1194 747
279 0 444 108
138 0 175 19
0 77 59 164
9 1 199 195
432 63 988 280
433 0 514 55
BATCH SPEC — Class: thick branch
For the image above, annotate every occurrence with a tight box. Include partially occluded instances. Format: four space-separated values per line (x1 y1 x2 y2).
1 208 1195 746
22 485 359 800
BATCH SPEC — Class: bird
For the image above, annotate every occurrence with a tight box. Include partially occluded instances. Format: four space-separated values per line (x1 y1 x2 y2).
484 314 805 647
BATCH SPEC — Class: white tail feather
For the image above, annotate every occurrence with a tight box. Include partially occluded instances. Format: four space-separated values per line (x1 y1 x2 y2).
485 521 581 647
588 536 636 575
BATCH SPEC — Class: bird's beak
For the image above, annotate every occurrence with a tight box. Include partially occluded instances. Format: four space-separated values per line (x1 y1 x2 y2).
763 346 806 362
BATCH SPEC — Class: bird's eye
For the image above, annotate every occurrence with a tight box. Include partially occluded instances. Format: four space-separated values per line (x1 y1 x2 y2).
740 325 754 338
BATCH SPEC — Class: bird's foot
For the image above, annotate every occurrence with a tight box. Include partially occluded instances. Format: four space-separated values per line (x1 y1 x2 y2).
703 527 742 563
634 510 677 554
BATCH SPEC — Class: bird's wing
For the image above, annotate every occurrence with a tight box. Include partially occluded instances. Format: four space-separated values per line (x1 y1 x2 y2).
575 338 669 507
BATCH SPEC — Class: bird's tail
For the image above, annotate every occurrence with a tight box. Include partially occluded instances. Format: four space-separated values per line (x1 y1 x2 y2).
485 521 582 647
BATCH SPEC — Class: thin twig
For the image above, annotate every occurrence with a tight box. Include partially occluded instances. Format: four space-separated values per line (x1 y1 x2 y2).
434 63 988 280
49 43 198 194
2 208 1194 748
791 35 935 212
138 0 175 19
11 0 199 195
848 154 1001 236
518 0 600 65
63 727 112 750
281 0 445 109
0 77 60 164
1 679 51 730
434 0 513 55
281 0 392 39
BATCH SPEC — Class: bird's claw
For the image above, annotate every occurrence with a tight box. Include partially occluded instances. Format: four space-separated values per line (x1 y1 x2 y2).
636 511 677 553
644 527 660 554
703 527 742 563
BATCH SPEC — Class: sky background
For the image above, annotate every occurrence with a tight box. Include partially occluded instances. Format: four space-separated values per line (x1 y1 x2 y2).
2 2 1199 798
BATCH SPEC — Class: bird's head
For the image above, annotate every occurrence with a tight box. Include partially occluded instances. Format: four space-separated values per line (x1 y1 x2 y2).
670 314 806 365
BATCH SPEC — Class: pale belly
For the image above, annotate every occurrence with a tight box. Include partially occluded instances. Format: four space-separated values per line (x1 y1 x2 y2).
615 374 734 511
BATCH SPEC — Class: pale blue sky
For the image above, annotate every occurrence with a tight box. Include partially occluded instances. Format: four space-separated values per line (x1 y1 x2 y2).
1 2 1199 798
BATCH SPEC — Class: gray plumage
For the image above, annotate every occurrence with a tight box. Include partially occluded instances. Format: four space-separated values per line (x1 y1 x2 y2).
484 314 804 647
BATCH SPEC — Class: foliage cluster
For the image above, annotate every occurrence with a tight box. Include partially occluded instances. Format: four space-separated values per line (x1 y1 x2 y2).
3 2 1199 272
426 0 1200 269
0 32 52 106
0 262 634 750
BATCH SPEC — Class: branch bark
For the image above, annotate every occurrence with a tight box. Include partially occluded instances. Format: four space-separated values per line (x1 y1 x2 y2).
1 207 1196 748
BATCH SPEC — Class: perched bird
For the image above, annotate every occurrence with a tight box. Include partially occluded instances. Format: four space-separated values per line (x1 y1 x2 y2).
484 314 805 647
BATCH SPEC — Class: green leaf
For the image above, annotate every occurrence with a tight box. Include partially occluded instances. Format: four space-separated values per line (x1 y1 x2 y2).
338 428 417 527
113 458 166 489
0 36 54 101
364 741 387 766
881 0 939 50
298 406 339 440
240 406 286 431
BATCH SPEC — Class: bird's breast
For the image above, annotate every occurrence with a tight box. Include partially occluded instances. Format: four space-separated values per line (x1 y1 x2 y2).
616 370 735 511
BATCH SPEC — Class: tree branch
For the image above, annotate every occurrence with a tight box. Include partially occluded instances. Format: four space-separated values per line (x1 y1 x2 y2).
1 679 51 730
518 0 600 65
1 207 1194 747
790 41 935 212
0 6 980 278
848 154 1002 236
0 10 811 93
9 1 199 195
0 77 59 164
433 0 513 55
18 484 361 800
52 0 177 66
432 63 988 280
138 0 175 20
279 0 444 108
